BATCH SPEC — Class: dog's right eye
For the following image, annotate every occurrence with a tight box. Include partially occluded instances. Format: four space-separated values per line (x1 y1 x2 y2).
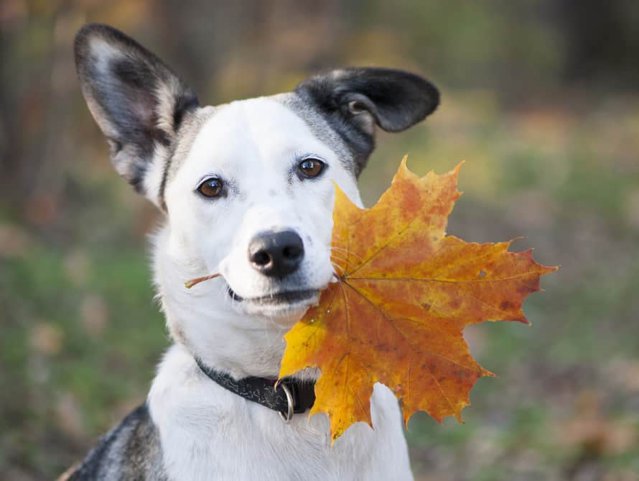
197 177 225 198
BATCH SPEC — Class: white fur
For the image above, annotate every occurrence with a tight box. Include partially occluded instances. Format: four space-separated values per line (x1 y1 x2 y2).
149 345 412 480
148 97 414 480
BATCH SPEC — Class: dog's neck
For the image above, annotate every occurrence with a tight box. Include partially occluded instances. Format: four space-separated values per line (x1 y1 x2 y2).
152 227 295 379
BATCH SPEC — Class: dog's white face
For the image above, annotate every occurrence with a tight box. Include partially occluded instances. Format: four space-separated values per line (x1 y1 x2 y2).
75 24 438 375
166 98 359 322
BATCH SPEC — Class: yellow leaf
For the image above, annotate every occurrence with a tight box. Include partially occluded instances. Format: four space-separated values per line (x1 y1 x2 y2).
280 157 557 441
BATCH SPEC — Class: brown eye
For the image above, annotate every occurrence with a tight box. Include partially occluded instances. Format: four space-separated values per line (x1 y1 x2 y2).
197 177 224 198
297 158 326 179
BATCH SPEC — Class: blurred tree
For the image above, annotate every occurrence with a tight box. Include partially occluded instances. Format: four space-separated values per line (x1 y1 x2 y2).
555 0 639 88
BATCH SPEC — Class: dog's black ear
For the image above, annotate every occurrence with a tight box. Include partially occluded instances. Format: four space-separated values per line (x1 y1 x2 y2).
295 68 439 174
74 24 199 201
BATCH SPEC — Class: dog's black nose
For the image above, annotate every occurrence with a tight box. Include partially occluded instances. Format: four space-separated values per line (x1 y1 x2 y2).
248 230 304 278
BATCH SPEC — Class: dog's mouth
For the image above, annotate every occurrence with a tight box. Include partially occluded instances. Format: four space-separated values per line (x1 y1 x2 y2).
227 286 319 306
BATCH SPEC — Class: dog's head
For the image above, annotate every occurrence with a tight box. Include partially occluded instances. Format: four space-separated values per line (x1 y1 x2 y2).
75 24 439 370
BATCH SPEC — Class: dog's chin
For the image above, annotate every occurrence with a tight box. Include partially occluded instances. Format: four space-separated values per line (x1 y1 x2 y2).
227 286 320 323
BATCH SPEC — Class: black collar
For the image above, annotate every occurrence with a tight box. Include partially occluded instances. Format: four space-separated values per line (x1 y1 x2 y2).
194 357 316 421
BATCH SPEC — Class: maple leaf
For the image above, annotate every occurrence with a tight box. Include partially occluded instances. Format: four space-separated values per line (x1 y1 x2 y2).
279 157 557 441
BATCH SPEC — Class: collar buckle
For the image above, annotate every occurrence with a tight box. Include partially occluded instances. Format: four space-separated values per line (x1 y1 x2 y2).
274 380 295 422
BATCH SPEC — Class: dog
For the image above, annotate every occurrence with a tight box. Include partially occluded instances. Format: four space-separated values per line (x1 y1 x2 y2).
66 23 439 481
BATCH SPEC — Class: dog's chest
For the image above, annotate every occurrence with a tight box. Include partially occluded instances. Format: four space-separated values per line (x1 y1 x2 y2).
148 346 413 481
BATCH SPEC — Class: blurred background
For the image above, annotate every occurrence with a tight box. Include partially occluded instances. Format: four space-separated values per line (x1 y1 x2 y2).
1 1 638 480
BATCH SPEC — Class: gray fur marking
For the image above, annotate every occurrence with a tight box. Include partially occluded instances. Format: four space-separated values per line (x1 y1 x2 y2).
162 106 217 198
66 404 167 481
274 92 359 174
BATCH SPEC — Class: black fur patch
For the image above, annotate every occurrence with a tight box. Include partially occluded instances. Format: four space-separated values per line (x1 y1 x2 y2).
173 93 200 131
296 68 440 174
74 24 198 198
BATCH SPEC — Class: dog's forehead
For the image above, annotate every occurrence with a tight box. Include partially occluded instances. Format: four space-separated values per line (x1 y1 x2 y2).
167 93 355 182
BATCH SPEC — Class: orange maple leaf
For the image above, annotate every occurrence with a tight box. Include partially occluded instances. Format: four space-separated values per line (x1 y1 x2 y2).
279 157 557 441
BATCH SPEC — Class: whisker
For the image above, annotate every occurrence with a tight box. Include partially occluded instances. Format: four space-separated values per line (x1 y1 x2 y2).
331 264 347 273
185 273 221 289
330 261 346 277
329 251 349 261
329 255 348 271
329 246 351 257
330 252 350 261
330 245 352 254
330 246 363 261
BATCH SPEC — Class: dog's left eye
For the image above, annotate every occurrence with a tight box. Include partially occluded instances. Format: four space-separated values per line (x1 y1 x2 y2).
297 158 326 179
197 177 225 198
